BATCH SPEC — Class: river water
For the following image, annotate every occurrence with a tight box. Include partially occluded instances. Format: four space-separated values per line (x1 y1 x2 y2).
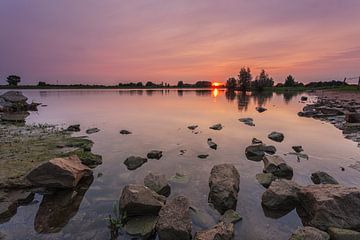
0 89 359 240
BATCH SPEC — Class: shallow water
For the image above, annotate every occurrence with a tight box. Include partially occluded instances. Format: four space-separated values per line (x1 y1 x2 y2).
0 89 359 240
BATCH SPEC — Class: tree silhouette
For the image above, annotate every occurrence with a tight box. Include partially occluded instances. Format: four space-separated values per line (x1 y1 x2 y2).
226 77 237 90
6 75 21 86
284 75 296 87
238 67 252 93
252 70 274 91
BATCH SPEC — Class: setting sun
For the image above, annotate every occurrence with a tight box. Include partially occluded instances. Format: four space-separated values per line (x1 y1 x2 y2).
212 82 222 87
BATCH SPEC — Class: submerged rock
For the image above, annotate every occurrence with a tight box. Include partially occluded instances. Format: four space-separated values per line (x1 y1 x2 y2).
262 179 300 211
263 155 293 179
147 150 163 160
124 215 158 239
85 128 100 134
268 131 284 142
124 156 147 170
0 189 34 224
209 123 223 130
120 129 132 135
219 209 242 224
144 173 171 197
256 173 277 188
170 173 190 184
119 184 165 219
327 227 360 240
189 206 217 229
67 124 80 132
194 222 234 240
289 226 329 240
207 138 217 150
297 184 360 231
26 155 92 189
245 143 276 161
256 106 267 113
75 150 102 168
311 171 338 185
156 196 192 240
208 164 240 214
238 118 255 126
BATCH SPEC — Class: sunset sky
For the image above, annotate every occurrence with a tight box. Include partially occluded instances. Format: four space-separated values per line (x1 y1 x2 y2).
1 0 360 85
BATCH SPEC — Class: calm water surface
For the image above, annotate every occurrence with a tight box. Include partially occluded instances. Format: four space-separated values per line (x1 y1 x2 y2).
1 89 359 240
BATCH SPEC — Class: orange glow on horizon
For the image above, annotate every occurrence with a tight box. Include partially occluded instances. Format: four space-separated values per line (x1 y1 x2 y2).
212 88 219 97
212 82 223 87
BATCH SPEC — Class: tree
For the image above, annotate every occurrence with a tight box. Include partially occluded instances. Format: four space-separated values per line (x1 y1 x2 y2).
238 67 252 93
6 75 21 86
177 81 184 88
136 82 143 87
284 75 296 87
226 77 237 90
38 81 47 86
252 70 274 91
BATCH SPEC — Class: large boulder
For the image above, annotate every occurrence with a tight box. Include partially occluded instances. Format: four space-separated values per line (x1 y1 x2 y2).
26 156 92 189
0 91 28 103
289 226 329 240
208 164 240 214
297 184 360 231
144 173 171 197
156 196 192 240
311 171 338 185
124 216 158 240
194 222 234 240
327 227 360 240
245 144 276 161
262 179 300 211
119 184 165 218
263 155 293 179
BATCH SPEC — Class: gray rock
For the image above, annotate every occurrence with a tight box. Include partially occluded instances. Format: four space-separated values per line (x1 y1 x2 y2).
119 184 166 218
327 227 360 240
194 222 234 240
311 171 338 185
124 215 158 240
67 124 80 132
198 154 209 159
209 123 223 130
0 112 29 122
219 209 242 224
239 118 255 126
26 156 92 189
245 143 277 161
85 128 100 134
188 125 198 130
0 189 34 224
252 138 263 144
144 173 171 197
256 106 267 113
147 150 163 160
120 129 132 134
292 145 304 153
124 156 147 170
263 155 293 179
208 164 240 214
289 226 329 240
189 206 217 229
268 131 284 142
156 196 192 240
297 184 360 231
262 179 300 211
0 91 28 103
207 138 217 150
256 173 277 188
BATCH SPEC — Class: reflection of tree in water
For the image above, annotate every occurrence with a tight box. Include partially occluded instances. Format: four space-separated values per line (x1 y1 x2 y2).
225 90 236 102
34 175 94 233
237 92 251 111
280 91 301 104
118 90 143 96
195 90 211 97
177 90 183 97
252 91 273 106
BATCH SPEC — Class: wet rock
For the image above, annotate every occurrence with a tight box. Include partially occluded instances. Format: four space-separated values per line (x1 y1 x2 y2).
66 124 80 132
0 112 29 122
256 106 267 113
311 171 338 185
301 96 308 101
26 155 92 189
297 184 360 231
85 127 100 134
207 138 217 150
144 173 171 197
124 215 158 239
119 184 166 218
75 150 102 168
327 227 360 240
156 196 192 240
208 164 240 214
34 175 93 233
0 190 34 224
189 206 217 228
345 112 360 123
263 155 293 179
194 222 234 240
292 145 304 153
245 144 276 161
256 173 277 188
262 179 300 211
268 131 285 142
219 209 242 224
209 123 223 130
0 91 28 103
188 125 198 130
289 226 329 240
239 118 255 126
147 150 163 160
120 129 132 134
198 154 209 159
124 156 147 170
252 138 263 144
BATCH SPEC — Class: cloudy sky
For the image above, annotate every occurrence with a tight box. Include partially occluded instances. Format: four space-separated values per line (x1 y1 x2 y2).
0 0 359 85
